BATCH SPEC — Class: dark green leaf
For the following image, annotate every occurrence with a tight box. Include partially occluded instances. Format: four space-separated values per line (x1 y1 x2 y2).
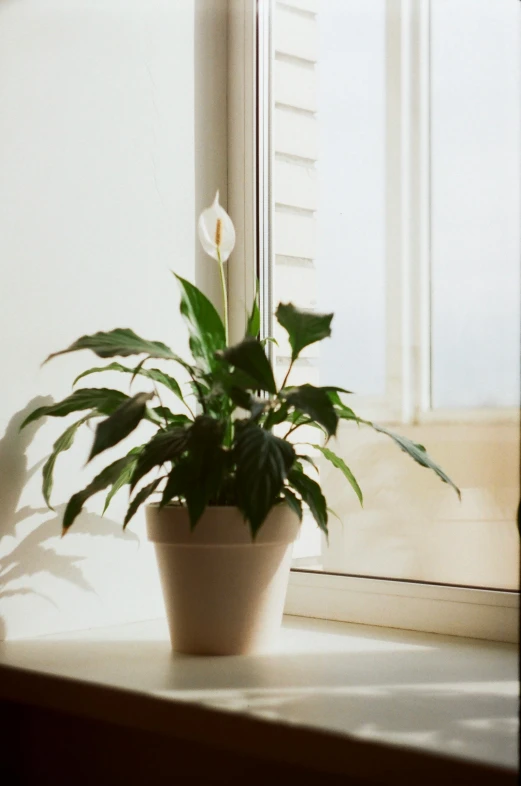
282 384 338 438
326 390 359 422
160 461 191 508
282 488 303 521
234 424 296 535
73 362 186 404
368 423 461 499
130 426 191 491
42 415 93 510
20 388 129 430
286 411 324 430
227 387 254 410
276 303 333 361
335 405 360 423
161 417 227 527
296 454 319 473
313 445 363 507
174 274 226 371
322 386 353 396
264 403 289 429
129 357 149 388
246 282 261 338
152 408 192 426
220 339 277 395
124 477 163 529
183 417 227 526
103 446 143 514
88 392 154 462
287 467 328 535
45 328 183 365
227 387 267 420
211 365 262 397
62 455 136 532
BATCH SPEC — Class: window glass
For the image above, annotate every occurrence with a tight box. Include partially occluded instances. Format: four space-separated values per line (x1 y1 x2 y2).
273 0 386 397
430 0 521 408
271 0 520 589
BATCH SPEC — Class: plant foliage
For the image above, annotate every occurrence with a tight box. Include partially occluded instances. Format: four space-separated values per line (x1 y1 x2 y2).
23 274 459 537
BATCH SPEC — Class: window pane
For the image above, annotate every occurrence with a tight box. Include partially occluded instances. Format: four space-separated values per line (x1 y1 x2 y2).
273 0 386 397
431 0 521 408
270 0 520 589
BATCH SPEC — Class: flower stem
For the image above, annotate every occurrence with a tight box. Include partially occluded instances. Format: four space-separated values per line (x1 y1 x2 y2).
217 248 229 346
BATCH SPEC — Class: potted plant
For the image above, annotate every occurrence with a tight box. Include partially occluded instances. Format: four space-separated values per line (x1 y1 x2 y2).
21 193 459 655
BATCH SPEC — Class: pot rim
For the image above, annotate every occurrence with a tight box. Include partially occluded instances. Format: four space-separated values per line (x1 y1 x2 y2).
145 502 300 546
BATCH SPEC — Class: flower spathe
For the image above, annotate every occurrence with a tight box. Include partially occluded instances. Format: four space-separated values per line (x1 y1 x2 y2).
198 191 236 263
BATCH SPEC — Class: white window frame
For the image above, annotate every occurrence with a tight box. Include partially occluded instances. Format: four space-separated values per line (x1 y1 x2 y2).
227 0 519 644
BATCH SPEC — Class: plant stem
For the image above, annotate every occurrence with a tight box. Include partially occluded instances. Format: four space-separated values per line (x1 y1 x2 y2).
280 359 294 391
282 419 309 440
217 249 229 346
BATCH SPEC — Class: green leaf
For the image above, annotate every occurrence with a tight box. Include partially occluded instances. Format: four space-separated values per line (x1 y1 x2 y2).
174 274 226 371
88 392 154 462
322 386 353 396
42 415 93 510
103 446 143 514
326 389 359 422
160 461 191 509
124 477 163 529
234 424 296 535
313 445 363 507
129 357 149 388
288 467 328 535
276 303 333 361
282 384 338 438
20 388 129 430
368 423 461 499
264 403 289 429
161 416 227 527
219 339 277 395
246 282 260 338
45 328 183 365
73 362 186 404
130 426 191 491
226 387 268 420
260 336 279 348
296 454 319 473
152 408 192 426
62 455 136 532
182 416 227 527
282 488 303 521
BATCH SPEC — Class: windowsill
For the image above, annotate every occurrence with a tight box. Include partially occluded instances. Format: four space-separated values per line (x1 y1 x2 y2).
0 616 517 783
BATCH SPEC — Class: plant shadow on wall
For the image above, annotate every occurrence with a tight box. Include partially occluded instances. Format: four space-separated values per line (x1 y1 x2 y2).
0 400 137 640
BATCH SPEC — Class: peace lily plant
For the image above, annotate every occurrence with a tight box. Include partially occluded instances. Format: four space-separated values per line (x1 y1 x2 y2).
22 193 459 539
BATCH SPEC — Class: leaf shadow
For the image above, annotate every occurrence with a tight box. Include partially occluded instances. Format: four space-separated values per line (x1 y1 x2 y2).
0 400 138 640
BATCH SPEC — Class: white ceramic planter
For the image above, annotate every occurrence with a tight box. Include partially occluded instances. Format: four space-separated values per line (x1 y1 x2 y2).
146 504 300 656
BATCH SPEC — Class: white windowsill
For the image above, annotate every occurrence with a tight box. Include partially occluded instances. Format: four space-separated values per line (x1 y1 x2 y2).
0 615 517 783
286 571 520 644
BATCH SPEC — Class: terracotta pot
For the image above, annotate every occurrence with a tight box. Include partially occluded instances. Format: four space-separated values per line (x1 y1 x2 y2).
146 503 300 655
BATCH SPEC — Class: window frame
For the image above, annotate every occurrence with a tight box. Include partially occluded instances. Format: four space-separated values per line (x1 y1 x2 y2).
226 0 520 644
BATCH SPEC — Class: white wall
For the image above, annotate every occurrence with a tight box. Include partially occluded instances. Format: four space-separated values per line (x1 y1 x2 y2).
0 0 227 639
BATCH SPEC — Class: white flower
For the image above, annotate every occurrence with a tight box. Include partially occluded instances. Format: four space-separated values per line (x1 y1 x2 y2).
198 191 236 262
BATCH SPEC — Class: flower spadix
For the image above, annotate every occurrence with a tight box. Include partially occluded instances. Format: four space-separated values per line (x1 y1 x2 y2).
198 191 236 262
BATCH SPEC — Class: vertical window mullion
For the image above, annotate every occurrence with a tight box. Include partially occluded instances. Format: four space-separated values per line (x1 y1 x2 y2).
419 0 433 413
399 0 432 423
257 0 274 358
385 0 405 421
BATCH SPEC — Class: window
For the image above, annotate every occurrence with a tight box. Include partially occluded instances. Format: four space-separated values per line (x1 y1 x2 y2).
229 0 519 641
